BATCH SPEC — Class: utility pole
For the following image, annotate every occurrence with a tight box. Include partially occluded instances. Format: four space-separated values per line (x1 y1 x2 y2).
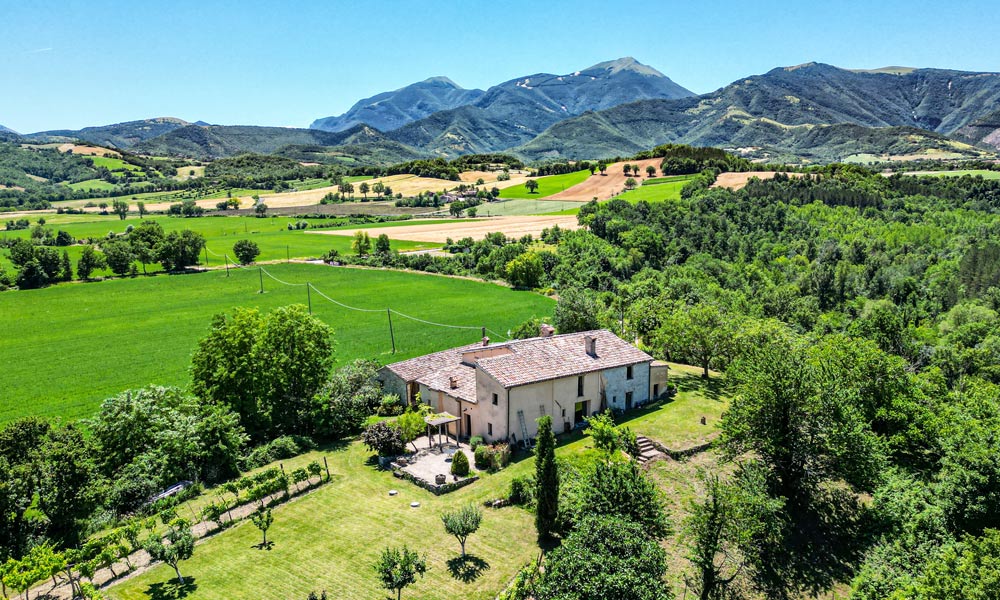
203 246 209 266
286 245 290 263
307 283 312 314
387 308 396 354
258 267 264 294
225 254 230 277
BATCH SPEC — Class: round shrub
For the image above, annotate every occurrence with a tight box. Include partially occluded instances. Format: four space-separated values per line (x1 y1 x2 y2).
509 475 534 505
474 445 492 470
451 449 470 477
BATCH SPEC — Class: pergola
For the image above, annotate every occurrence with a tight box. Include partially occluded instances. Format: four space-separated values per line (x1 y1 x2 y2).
424 412 460 449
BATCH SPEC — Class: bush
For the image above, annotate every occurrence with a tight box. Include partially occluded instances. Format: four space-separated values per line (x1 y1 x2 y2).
233 239 261 265
619 427 640 459
376 395 404 417
469 436 484 450
492 443 511 469
474 445 492 470
362 421 405 457
451 449 470 477
509 475 535 505
240 435 315 470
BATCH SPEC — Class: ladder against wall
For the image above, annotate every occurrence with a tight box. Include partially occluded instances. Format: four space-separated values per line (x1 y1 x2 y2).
517 410 531 449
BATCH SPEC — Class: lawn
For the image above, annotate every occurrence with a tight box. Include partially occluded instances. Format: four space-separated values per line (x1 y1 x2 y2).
615 175 695 204
105 369 728 600
498 170 591 199
87 156 143 172
0 263 554 424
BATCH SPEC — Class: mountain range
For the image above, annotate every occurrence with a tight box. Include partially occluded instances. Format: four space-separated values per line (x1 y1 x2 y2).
8 58 1000 164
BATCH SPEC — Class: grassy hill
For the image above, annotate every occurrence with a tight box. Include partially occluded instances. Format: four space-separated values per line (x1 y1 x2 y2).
0 262 554 424
24 117 190 149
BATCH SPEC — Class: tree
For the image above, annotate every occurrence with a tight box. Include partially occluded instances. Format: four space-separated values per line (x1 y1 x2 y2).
576 460 670 539
902 529 1000 599
655 303 733 378
372 181 385 197
103 239 136 277
112 199 129 220
251 508 274 547
624 177 638 190
191 305 333 440
646 165 657 178
525 179 540 194
361 421 405 457
375 234 391 256
359 181 370 200
721 333 885 504
583 410 619 455
76 245 106 280
352 230 371 255
129 220 164 275
154 229 205 271
254 202 268 217
373 545 427 600
233 239 260 265
136 201 146 218
505 252 544 289
441 504 482 557
623 164 632 176
397 409 425 452
683 469 782 600
535 415 559 541
536 515 671 600
59 250 73 281
553 288 601 333
144 520 195 584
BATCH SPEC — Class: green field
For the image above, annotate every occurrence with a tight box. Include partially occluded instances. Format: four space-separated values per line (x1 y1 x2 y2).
0 214 443 277
498 170 591 199
474 199 586 216
0 263 554 424
907 169 1000 179
106 370 727 600
67 178 119 191
88 155 143 172
615 175 695 203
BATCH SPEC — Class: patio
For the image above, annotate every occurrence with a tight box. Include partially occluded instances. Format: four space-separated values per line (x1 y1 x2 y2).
392 434 481 494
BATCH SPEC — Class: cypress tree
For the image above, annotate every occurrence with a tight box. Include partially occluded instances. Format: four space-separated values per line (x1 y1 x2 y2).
535 415 559 541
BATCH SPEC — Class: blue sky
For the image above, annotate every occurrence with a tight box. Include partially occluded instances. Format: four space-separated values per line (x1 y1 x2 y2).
2 0 998 133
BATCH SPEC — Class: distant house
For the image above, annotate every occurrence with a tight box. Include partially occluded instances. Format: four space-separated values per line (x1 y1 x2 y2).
380 327 668 444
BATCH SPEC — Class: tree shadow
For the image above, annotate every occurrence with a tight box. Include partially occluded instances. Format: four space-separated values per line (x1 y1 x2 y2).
673 372 731 402
446 554 490 583
144 577 198 600
253 540 275 551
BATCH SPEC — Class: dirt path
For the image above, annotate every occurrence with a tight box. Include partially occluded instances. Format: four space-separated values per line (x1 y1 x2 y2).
546 158 664 201
308 215 579 243
29 478 325 600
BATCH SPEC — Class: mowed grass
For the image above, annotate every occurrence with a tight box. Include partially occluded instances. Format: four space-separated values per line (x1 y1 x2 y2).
0 263 554 423
87 155 143 172
106 371 727 600
615 175 695 204
498 170 591 199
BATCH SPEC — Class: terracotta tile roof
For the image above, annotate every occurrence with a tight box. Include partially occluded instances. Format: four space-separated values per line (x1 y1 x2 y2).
416 365 478 403
384 329 652 392
476 330 653 388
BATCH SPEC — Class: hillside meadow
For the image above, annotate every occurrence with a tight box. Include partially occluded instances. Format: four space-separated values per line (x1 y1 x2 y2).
498 170 591 199
0 263 554 424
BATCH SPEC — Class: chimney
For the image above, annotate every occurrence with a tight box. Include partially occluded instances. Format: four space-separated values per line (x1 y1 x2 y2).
539 323 555 338
449 376 458 389
482 336 490 347
585 335 597 357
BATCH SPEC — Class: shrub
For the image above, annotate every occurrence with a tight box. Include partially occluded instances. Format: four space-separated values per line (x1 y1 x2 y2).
451 449 470 477
619 427 640 459
377 395 404 417
232 239 260 265
362 421 405 457
492 443 511 469
469 436 484 450
509 475 535 505
474 445 492 470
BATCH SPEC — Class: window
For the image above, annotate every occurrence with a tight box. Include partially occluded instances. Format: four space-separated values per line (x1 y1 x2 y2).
488 423 493 436
492 393 498 406
626 365 634 380
577 375 585 397
561 408 566 417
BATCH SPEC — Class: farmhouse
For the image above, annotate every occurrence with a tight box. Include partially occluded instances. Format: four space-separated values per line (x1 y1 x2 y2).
380 328 669 444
